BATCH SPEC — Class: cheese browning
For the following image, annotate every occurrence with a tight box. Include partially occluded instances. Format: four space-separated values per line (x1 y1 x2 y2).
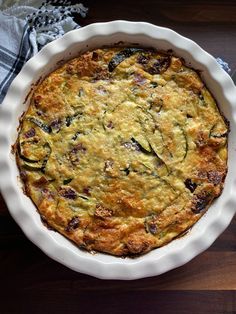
16 48 229 256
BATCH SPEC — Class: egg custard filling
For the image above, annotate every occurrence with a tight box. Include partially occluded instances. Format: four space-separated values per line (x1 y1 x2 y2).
16 48 229 256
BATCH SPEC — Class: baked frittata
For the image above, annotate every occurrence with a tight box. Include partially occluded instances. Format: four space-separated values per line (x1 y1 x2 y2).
16 48 229 256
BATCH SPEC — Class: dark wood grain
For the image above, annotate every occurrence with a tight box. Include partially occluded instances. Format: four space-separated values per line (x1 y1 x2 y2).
1 1 236 313
80 0 236 72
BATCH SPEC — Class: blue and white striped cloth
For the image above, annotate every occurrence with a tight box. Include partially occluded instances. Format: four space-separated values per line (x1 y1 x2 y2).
0 0 88 103
0 14 34 103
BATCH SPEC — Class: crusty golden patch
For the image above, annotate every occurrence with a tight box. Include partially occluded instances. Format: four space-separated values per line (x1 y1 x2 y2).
16 47 229 256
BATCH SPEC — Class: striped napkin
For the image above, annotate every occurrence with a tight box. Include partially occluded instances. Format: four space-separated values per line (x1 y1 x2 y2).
0 0 88 103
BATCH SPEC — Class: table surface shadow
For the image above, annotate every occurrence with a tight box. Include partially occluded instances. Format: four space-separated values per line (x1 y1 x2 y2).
1 1 236 313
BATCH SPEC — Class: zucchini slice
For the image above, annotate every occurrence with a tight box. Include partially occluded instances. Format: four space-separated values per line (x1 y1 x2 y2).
171 124 188 162
108 48 143 72
28 117 52 133
146 123 188 164
20 142 51 171
131 136 152 153
147 128 171 162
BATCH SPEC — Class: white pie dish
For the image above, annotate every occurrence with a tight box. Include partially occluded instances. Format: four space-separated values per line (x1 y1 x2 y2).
0 20 236 280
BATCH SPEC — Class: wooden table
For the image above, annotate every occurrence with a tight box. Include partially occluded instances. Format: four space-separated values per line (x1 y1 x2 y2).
1 1 236 313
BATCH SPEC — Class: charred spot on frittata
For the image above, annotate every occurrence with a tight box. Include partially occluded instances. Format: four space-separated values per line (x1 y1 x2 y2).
16 47 229 256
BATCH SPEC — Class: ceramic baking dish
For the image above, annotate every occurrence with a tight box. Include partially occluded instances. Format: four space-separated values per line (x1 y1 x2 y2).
0 20 236 280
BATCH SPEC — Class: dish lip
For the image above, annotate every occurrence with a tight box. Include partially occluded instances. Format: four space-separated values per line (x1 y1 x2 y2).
0 20 236 280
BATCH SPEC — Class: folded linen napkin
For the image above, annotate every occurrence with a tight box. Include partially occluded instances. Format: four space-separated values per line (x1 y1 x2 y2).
0 0 88 103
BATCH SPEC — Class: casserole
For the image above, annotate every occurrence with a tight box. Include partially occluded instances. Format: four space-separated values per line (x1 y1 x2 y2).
0 21 236 279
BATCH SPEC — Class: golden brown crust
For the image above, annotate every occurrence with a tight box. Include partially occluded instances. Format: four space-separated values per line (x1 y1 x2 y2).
16 47 229 256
